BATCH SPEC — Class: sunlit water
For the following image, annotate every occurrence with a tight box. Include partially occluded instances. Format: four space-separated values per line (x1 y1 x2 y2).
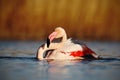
0 41 120 80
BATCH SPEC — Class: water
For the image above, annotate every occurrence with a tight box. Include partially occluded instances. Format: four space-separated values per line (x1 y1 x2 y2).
0 41 120 80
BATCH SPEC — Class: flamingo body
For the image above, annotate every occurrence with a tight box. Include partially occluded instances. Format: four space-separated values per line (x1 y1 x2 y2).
36 27 99 60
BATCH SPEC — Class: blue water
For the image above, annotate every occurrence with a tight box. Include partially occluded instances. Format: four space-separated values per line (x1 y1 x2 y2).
0 41 120 80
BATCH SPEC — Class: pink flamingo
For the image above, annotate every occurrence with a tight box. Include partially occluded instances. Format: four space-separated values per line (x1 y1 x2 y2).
36 27 99 60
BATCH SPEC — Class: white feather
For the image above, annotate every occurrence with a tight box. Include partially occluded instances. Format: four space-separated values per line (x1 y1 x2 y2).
59 39 83 52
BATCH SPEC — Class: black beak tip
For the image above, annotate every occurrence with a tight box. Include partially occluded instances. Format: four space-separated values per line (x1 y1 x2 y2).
47 38 50 48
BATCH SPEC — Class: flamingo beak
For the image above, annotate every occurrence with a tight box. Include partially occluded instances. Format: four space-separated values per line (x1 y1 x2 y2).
47 32 57 48
49 32 57 42
47 37 50 48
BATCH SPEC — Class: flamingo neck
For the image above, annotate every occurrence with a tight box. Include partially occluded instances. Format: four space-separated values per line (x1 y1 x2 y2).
62 33 67 42
58 33 67 49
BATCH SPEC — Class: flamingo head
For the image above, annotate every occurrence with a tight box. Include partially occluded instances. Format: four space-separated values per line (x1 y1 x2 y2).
47 27 66 47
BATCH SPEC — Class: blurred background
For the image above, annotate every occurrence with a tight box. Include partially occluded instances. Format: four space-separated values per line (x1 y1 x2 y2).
0 0 120 41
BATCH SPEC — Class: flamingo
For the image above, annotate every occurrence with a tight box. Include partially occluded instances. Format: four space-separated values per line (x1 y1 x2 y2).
36 27 99 60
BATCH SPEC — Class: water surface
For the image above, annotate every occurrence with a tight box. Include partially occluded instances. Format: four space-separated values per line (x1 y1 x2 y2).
0 41 120 80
